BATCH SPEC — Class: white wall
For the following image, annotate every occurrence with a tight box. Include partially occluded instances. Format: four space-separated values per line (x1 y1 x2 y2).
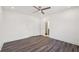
0 7 4 50
49 7 79 45
1 10 41 44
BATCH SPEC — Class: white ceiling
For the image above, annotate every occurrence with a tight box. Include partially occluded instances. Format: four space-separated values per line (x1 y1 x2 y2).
3 6 74 16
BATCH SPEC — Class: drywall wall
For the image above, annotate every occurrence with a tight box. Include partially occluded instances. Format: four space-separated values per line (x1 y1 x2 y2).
49 7 79 45
0 7 4 50
1 10 41 43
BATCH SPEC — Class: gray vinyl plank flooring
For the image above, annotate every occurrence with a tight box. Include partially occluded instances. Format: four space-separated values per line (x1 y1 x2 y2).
1 35 79 52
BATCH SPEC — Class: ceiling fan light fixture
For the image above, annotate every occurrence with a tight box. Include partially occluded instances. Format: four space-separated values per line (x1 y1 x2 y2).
33 6 51 15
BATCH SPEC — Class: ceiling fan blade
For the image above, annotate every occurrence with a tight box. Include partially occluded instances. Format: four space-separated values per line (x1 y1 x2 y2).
41 10 45 14
33 6 40 10
42 7 51 10
38 6 41 9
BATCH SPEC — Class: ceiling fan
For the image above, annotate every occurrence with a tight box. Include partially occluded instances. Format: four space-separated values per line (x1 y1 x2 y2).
33 6 51 14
